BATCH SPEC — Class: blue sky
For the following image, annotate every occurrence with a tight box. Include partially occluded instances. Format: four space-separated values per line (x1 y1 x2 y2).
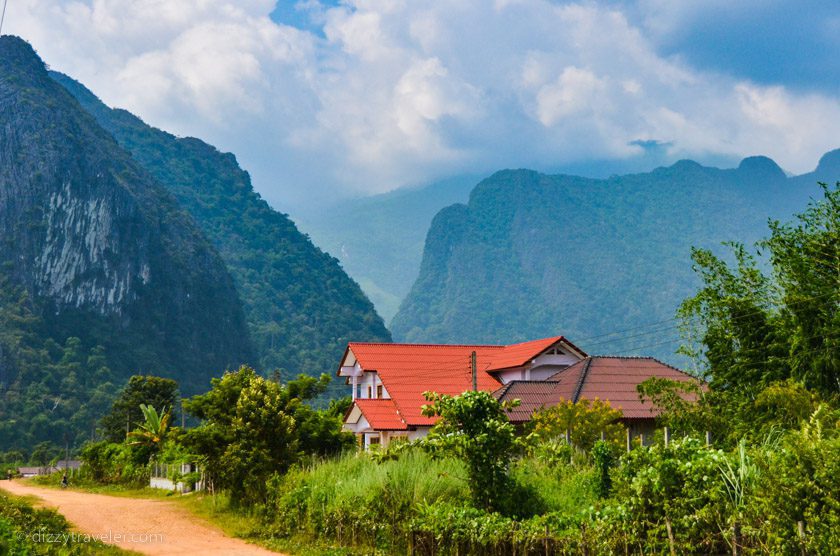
6 0 840 209
619 1 840 94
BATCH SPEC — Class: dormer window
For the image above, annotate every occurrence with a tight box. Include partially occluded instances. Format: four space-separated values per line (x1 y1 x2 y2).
367 385 372 398
377 385 383 398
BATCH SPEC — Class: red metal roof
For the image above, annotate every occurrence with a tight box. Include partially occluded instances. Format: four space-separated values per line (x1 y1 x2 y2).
345 337 578 427
485 336 566 371
496 356 702 422
353 399 408 430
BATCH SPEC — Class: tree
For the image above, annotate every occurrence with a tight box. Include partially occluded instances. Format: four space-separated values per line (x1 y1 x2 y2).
101 376 179 442
223 375 297 505
182 366 352 505
680 183 840 397
127 404 171 451
421 390 519 513
529 398 624 451
637 377 712 437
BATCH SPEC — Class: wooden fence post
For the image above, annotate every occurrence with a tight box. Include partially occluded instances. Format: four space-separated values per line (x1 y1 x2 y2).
664 426 671 447
626 427 632 453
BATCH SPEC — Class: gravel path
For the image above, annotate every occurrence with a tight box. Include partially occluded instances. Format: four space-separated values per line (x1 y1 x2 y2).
0 480 283 555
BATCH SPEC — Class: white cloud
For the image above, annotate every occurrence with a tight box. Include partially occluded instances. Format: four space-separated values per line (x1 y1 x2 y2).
4 0 839 208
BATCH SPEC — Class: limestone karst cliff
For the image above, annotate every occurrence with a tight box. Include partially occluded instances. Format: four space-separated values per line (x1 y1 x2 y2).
0 36 253 392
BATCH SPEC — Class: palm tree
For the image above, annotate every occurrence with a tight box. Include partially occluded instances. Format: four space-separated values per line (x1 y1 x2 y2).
127 404 171 449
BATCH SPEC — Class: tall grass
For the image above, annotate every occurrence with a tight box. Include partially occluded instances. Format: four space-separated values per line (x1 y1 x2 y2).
259 448 600 554
264 450 468 551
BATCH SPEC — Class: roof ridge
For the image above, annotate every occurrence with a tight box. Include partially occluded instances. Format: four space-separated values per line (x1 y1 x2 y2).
349 341 507 349
589 355 700 379
589 354 656 359
571 358 593 403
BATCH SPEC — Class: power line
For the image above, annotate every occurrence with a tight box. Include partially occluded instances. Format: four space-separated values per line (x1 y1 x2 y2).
0 0 7 36
577 289 838 353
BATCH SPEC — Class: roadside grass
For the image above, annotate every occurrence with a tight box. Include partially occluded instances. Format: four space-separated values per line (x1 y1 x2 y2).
29 473 171 499
0 488 136 555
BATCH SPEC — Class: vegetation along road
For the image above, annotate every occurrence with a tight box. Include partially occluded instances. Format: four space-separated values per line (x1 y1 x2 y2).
0 480 282 555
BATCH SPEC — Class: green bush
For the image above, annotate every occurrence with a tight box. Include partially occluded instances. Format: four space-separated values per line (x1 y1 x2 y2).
78 441 149 486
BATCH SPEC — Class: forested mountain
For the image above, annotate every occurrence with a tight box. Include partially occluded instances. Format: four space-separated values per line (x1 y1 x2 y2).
52 72 391 379
0 36 252 449
391 153 840 362
297 176 477 322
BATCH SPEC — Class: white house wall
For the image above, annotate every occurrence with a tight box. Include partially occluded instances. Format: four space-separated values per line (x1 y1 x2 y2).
531 352 579 368
495 368 527 384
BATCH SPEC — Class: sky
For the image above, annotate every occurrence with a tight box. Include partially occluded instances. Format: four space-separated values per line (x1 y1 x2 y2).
3 0 839 210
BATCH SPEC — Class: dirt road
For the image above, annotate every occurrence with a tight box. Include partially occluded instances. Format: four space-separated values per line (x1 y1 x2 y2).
0 480 283 555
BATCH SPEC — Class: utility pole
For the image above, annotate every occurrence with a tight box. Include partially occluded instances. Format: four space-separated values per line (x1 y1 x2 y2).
471 351 477 391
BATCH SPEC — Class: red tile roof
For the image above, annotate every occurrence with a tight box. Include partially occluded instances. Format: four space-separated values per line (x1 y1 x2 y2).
493 381 563 423
496 356 701 422
485 336 584 371
345 337 580 427
353 399 408 430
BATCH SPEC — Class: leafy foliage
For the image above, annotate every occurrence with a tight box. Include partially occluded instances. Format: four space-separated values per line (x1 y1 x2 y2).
679 183 840 397
529 398 624 451
182 366 354 506
421 390 524 514
0 276 118 455
100 376 179 443
126 404 172 451
77 441 150 486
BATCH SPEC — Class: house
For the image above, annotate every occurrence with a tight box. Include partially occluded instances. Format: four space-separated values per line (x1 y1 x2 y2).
16 460 81 478
338 336 587 448
494 356 701 443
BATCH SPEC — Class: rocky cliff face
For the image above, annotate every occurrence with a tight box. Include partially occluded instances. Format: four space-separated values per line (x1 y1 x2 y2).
53 71 391 384
0 36 253 392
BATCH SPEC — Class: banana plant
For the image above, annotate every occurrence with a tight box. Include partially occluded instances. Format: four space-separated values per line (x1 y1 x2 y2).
127 404 171 448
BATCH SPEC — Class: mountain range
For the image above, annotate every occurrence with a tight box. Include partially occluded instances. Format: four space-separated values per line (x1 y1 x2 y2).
390 152 840 363
0 35 388 449
0 36 252 393
51 72 391 382
297 175 477 322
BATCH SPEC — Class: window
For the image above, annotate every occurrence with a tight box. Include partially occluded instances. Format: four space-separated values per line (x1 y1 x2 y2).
355 384 362 399
367 385 372 398
377 385 383 398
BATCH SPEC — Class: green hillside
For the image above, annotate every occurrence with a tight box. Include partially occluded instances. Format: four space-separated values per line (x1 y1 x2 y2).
52 72 391 380
392 153 840 362
297 175 477 322
0 36 253 450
